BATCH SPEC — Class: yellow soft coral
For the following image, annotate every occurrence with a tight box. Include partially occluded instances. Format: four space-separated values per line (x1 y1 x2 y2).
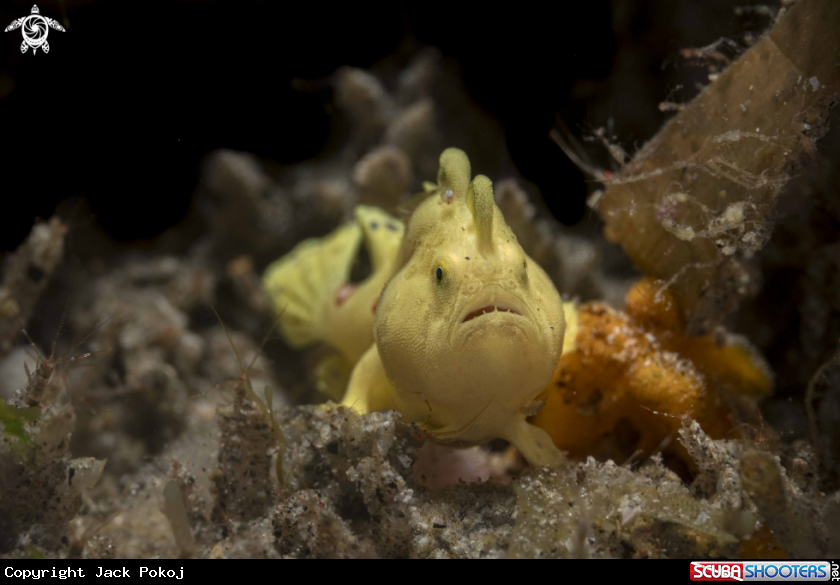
533 278 771 463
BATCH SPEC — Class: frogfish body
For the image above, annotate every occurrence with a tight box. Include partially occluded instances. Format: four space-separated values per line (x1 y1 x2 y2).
265 148 567 467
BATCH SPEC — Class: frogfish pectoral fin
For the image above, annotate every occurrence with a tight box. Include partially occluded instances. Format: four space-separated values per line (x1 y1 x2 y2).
504 418 565 468
342 344 396 414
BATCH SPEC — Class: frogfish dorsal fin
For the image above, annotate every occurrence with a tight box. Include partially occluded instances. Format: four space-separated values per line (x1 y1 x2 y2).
436 148 471 200
466 175 494 254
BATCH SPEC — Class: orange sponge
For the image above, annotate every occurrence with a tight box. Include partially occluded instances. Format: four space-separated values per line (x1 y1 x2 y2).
533 278 771 463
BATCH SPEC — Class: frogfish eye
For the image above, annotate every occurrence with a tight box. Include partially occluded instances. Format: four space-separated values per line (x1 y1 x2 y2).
436 267 443 281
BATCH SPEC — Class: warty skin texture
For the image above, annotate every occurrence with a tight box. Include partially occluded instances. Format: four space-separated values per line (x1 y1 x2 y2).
343 149 566 467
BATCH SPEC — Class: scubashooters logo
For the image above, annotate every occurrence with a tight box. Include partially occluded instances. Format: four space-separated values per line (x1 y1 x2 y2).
691 561 836 582
5 5 65 54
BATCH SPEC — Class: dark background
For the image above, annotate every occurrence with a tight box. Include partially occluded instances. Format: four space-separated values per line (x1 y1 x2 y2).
0 0 777 250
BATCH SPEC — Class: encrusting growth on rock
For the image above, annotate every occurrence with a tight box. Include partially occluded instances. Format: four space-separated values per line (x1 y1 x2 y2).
533 277 771 465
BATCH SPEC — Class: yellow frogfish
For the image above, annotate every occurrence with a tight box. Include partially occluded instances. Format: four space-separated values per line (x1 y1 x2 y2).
264 148 568 466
